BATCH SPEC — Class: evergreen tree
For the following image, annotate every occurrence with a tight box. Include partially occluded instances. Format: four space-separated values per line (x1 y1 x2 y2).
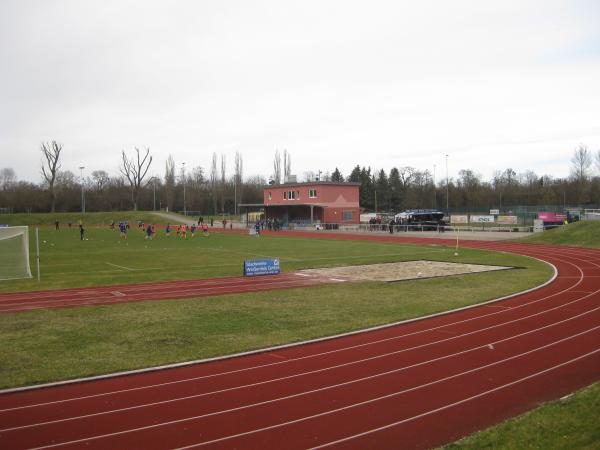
375 169 389 212
388 167 401 211
359 167 374 209
331 167 344 182
348 165 361 182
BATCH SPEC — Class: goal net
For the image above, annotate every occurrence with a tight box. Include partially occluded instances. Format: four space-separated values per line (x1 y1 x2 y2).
0 226 32 280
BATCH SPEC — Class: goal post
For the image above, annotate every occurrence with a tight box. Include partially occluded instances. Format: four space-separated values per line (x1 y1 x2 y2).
0 226 32 281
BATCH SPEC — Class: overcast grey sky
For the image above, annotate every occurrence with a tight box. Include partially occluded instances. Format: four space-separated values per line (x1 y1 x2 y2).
1 0 599 184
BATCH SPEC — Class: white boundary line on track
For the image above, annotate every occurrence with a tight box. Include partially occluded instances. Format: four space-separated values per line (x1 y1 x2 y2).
24 327 600 450
0 253 558 395
309 347 600 450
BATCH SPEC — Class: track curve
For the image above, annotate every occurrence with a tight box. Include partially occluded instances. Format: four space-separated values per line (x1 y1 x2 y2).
1 235 599 449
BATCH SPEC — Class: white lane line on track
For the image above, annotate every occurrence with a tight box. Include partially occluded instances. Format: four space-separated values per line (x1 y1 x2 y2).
0 279 324 312
5 295 600 432
0 276 318 310
105 262 135 271
310 347 600 449
26 328 600 450
0 252 577 408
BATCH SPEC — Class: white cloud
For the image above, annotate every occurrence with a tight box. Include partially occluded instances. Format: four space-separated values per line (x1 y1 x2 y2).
1 0 599 183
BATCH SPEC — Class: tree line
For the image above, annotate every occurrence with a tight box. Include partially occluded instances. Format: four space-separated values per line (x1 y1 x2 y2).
1 143 599 214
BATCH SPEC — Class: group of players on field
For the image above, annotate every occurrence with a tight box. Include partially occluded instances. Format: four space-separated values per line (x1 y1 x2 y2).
109 220 210 240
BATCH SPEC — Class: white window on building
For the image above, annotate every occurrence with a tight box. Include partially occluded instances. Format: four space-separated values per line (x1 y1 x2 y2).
309 189 317 198
283 191 287 200
268 192 272 200
343 211 353 221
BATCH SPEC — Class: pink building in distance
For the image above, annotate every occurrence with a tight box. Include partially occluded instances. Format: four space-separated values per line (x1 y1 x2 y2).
241 181 361 225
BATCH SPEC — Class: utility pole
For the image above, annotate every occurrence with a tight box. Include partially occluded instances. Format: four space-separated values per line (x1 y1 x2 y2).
79 166 85 213
182 163 186 216
445 154 449 212
374 190 378 213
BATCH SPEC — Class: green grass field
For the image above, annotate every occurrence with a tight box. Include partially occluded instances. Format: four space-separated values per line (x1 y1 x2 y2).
1 216 598 448
1 225 541 292
0 224 551 387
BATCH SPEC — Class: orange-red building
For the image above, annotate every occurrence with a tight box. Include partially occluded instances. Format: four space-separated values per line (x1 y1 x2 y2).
240 181 360 225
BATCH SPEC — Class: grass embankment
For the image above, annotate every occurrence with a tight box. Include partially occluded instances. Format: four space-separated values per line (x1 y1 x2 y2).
519 220 600 248
443 382 600 450
0 211 177 227
0 230 550 388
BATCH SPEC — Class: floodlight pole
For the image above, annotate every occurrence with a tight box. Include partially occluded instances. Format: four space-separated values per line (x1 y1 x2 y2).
79 166 85 213
433 164 436 208
152 177 157 211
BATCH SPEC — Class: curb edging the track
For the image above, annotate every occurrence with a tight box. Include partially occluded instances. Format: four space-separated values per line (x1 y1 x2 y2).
0 252 557 395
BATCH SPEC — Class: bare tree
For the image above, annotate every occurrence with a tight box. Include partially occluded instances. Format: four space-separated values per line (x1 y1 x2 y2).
594 149 600 174
0 168 17 190
570 144 591 182
570 144 592 203
164 155 175 211
234 151 243 215
220 154 227 213
273 150 281 184
283 149 291 181
210 152 218 214
41 141 63 212
120 147 153 211
91 170 110 191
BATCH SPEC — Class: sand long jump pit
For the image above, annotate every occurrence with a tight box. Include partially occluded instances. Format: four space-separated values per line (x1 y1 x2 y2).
299 260 516 282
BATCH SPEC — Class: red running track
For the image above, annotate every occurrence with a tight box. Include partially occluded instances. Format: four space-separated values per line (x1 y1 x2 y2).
1 234 600 449
0 272 344 314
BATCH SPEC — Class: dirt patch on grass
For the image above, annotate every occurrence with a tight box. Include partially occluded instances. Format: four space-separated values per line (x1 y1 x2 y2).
300 260 514 282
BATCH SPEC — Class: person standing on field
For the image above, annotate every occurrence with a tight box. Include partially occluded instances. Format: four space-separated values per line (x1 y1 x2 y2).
145 224 153 240
79 223 85 240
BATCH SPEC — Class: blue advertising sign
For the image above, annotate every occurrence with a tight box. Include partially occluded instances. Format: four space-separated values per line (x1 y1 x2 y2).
243 258 280 277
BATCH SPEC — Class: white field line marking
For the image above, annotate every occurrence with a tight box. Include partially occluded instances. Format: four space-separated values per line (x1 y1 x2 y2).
45 251 424 277
110 291 126 297
5 294 600 432
0 255 576 408
294 273 311 277
329 278 347 282
105 262 135 271
28 327 600 450
311 347 600 449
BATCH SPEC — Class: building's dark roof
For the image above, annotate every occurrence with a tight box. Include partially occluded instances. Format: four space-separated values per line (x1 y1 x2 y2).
264 181 361 188
238 203 332 208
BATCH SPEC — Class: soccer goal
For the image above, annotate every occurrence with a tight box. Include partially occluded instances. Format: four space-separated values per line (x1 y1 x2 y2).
0 226 32 281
